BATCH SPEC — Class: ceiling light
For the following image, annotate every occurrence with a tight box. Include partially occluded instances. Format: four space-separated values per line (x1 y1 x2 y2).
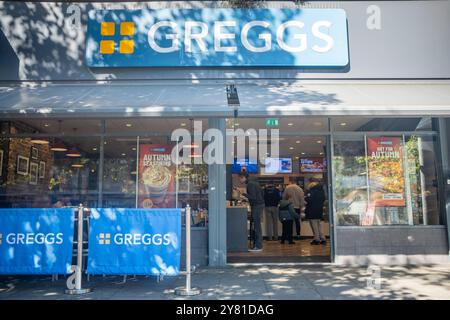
289 147 294 150
340 122 347 126
320 152 324 155
183 144 199 148
125 123 132 127
235 123 240 126
288 123 293 126
180 123 186 127
121 153 126 156
296 140 301 144
50 142 67 152
71 164 83 168
92 147 98 151
314 122 322 126
30 138 49 145
132 147 136 151
317 140 322 144
66 149 81 157
301 152 306 155
44 123 50 127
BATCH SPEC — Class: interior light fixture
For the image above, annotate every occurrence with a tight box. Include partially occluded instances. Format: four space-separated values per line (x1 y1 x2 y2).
50 141 67 152
30 138 49 145
66 149 81 157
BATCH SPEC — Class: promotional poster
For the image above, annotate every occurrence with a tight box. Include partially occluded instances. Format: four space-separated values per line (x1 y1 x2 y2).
367 137 406 207
138 144 175 208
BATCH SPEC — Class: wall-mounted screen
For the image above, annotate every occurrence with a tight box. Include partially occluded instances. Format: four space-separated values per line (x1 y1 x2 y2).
231 158 258 173
299 157 327 173
264 158 292 174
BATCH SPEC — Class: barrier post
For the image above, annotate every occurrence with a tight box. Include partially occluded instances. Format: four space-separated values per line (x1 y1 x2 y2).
65 204 92 295
174 205 201 296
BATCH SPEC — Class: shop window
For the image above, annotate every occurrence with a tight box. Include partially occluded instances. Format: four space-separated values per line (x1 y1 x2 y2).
0 135 100 208
102 137 138 208
334 134 441 226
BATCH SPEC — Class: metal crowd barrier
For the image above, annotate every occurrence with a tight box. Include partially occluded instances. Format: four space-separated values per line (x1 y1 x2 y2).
65 204 91 295
63 204 200 296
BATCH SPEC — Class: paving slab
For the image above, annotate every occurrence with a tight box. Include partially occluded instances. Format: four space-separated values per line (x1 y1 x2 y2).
1 264 449 300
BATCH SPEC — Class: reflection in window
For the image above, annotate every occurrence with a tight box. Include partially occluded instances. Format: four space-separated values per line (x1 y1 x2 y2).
0 135 99 208
334 135 441 226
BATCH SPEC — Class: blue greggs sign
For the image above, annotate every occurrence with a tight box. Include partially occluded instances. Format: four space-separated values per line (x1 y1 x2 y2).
86 9 349 68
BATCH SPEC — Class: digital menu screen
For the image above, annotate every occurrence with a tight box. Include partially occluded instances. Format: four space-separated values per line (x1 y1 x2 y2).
299 157 327 173
264 158 292 174
231 158 258 173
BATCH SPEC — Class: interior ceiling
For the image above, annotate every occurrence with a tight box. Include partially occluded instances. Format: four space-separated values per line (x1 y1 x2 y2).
12 117 374 159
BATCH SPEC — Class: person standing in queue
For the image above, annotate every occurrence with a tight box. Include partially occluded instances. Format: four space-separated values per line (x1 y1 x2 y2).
278 195 299 244
305 179 327 245
282 177 306 240
238 172 265 252
263 183 281 241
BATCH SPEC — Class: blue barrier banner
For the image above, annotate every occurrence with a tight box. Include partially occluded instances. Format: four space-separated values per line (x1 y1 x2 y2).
86 8 348 67
87 208 181 276
0 208 75 275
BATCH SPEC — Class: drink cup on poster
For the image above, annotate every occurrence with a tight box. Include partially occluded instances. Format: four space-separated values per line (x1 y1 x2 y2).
142 164 172 204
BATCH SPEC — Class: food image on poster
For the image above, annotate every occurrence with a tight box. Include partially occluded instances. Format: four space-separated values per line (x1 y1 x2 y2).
138 145 175 208
367 137 406 207
299 157 326 173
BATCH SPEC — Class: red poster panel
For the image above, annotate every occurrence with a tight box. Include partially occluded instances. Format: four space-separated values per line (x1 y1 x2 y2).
367 137 405 207
138 145 175 208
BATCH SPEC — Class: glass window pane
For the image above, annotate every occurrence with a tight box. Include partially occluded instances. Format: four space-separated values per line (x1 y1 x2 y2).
0 136 100 208
333 136 368 226
334 134 442 226
405 135 441 225
102 137 137 208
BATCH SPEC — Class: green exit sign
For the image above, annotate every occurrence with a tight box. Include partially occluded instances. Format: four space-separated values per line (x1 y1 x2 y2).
265 118 279 127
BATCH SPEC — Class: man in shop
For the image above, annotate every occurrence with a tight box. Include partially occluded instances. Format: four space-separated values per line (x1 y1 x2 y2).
283 177 306 240
238 172 265 252
263 183 281 241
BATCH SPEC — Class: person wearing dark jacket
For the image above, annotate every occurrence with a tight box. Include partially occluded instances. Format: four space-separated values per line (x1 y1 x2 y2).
278 198 299 244
264 184 281 241
305 181 327 245
238 172 265 251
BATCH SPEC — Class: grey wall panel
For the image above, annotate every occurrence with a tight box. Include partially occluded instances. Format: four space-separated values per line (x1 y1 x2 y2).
1 1 449 81
335 226 449 265
181 228 208 268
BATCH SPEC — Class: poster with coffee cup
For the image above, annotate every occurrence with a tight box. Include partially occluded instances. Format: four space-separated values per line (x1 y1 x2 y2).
138 144 175 208
367 137 406 207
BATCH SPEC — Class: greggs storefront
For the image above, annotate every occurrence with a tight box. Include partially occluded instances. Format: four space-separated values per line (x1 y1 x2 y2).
0 1 450 273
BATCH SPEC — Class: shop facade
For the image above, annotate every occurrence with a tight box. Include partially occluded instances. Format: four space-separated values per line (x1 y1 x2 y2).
1 1 450 267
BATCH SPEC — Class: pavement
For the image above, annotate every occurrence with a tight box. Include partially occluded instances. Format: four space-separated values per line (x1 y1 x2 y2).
1 264 450 300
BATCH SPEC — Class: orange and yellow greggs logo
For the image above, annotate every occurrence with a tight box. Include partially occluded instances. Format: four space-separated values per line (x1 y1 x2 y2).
99 21 135 54
98 233 111 245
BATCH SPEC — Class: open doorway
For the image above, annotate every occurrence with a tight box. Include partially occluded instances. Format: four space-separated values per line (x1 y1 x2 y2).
225 118 331 263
